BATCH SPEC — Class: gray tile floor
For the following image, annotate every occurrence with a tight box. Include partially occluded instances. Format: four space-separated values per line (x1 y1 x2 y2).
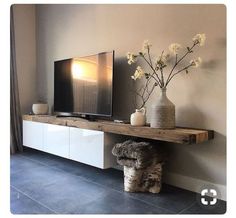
10 147 226 214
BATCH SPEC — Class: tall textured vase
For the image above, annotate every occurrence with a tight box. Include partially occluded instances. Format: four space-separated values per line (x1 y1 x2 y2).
150 88 175 129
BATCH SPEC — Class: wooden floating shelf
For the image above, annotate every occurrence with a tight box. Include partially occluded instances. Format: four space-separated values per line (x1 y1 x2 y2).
23 115 214 145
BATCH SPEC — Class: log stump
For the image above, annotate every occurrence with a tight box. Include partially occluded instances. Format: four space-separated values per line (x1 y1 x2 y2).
112 140 166 193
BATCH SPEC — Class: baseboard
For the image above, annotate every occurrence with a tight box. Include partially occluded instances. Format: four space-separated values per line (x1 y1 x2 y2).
112 166 226 201
163 172 226 201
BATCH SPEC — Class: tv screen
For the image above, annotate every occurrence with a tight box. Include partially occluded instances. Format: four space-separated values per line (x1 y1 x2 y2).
54 51 114 117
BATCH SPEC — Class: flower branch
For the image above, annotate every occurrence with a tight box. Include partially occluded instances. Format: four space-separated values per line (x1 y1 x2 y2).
132 79 157 109
127 33 206 108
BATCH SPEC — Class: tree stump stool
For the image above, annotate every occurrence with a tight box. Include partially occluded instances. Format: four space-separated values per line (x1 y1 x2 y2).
112 140 166 193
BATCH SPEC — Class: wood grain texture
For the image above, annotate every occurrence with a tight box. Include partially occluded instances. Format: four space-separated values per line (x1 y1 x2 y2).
23 115 214 144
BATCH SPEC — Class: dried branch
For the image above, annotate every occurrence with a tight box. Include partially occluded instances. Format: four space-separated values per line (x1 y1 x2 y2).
165 42 197 87
132 76 158 109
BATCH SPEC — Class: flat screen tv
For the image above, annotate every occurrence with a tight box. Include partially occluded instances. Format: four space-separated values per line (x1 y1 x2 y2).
54 51 114 118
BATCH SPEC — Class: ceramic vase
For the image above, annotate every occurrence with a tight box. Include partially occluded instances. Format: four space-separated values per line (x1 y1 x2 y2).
32 103 49 115
150 88 175 129
130 107 146 126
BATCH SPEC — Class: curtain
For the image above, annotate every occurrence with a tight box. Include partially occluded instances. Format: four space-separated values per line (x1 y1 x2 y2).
10 7 23 154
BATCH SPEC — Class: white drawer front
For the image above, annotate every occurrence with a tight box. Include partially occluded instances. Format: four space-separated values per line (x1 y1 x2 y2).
23 120 44 151
44 124 70 158
70 127 104 168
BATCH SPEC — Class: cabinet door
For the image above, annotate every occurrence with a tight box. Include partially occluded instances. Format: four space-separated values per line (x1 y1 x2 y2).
23 120 44 151
70 127 104 168
43 124 70 158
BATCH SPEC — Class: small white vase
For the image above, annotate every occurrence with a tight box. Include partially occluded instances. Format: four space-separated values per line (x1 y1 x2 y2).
32 103 49 115
130 107 146 126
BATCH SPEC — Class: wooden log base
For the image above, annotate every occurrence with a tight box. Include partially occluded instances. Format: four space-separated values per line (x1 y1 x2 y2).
124 163 163 193
112 140 165 193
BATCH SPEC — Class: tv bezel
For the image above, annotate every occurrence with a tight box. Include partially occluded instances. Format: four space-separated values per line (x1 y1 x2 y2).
53 50 114 118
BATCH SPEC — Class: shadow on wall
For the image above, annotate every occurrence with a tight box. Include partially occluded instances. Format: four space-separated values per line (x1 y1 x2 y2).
112 57 135 120
176 105 207 128
201 59 219 70
201 36 226 71
163 131 226 184
215 37 226 48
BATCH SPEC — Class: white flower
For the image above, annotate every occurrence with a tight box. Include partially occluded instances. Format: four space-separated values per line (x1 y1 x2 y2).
161 54 170 63
131 66 145 80
127 52 136 65
192 33 206 46
169 43 181 55
156 53 170 65
190 57 202 68
142 40 152 51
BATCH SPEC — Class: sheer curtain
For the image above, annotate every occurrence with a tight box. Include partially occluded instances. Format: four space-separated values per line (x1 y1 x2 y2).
10 7 23 154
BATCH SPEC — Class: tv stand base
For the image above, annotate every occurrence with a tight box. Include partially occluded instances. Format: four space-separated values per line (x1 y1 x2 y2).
56 114 97 121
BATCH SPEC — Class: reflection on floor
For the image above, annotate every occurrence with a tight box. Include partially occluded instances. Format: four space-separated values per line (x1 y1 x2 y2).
10 148 226 214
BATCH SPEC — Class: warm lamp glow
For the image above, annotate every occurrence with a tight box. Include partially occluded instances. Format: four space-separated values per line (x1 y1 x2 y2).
71 60 84 79
71 59 97 82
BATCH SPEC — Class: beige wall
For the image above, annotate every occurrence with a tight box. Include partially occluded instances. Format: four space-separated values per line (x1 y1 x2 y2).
13 5 37 114
35 4 226 195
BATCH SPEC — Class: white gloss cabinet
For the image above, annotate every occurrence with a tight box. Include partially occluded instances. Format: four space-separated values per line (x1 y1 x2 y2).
43 124 70 158
23 121 44 151
70 128 105 168
23 120 120 169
